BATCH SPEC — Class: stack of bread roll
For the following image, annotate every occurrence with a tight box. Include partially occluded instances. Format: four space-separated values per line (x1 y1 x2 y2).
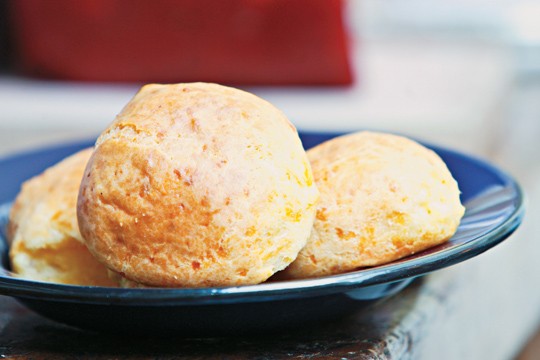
7 83 465 287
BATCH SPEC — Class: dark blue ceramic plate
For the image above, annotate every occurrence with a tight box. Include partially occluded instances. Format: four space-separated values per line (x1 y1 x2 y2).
0 131 524 336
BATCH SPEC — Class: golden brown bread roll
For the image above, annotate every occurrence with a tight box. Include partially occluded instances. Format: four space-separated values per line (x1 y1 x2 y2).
77 82 319 287
8 149 117 286
280 131 465 279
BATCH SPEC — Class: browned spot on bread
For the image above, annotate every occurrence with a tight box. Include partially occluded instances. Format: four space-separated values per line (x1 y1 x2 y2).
190 118 200 132
316 208 328 221
237 268 248 276
156 131 165 142
285 208 302 222
335 227 356 240
387 211 406 225
191 261 201 270
200 197 209 208
304 163 313 187
217 244 228 258
115 122 146 135
50 211 62 221
174 169 192 186
245 227 256 236
138 183 150 198
392 237 405 249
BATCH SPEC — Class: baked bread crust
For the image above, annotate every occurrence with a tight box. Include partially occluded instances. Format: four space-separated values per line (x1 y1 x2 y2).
77 83 319 287
8 148 117 286
281 131 465 279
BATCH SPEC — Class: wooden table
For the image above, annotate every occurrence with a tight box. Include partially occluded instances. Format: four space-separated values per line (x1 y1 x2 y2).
0 276 455 359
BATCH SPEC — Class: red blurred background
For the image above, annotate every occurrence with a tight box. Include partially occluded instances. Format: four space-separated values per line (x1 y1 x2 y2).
4 0 352 86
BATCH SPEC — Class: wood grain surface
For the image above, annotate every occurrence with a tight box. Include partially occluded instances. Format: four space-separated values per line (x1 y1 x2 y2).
1 278 441 359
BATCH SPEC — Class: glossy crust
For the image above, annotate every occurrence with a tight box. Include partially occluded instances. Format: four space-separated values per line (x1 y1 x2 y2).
77 83 319 287
281 131 465 279
8 149 117 286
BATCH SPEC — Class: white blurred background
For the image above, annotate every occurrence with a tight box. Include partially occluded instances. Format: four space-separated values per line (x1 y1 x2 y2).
1 0 539 155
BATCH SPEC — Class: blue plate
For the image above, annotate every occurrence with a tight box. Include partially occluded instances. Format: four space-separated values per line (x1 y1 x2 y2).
0 131 524 336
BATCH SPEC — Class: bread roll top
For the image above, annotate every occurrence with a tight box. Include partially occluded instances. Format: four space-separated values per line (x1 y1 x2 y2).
281 131 465 279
